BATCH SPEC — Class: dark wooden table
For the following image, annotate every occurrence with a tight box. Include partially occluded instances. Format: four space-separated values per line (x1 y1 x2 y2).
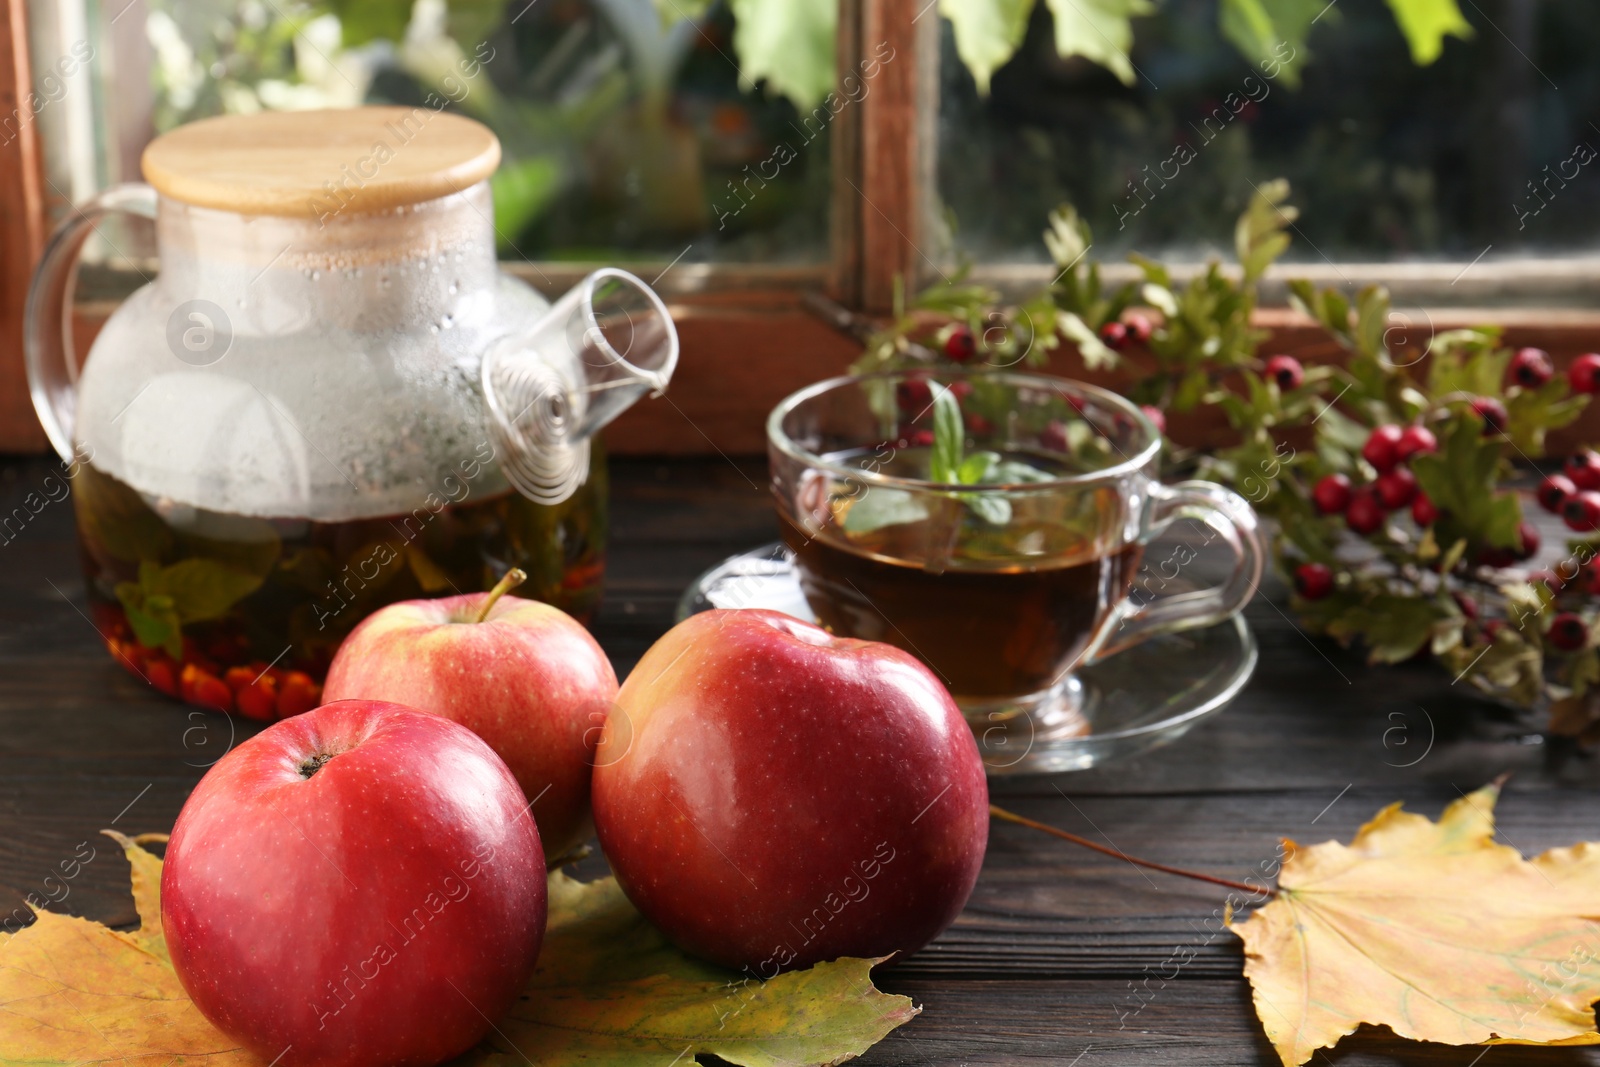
3 453 1599 1066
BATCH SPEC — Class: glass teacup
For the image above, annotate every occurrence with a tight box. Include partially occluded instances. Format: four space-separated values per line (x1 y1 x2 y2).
767 370 1264 745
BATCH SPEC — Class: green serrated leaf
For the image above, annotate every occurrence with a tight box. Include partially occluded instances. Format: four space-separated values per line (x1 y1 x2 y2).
323 0 410 46
1041 0 1153 87
1383 0 1473 64
959 491 1013 525
841 489 930 534
1217 0 1321 86
153 559 264 624
929 384 965 484
729 0 837 109
1322 593 1442 664
498 872 918 1064
941 0 1036 93
958 451 1001 483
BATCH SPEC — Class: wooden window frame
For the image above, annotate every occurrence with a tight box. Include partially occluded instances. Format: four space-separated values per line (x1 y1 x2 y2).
3 0 1600 456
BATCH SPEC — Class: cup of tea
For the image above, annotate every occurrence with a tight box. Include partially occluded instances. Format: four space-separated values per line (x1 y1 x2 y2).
767 369 1264 745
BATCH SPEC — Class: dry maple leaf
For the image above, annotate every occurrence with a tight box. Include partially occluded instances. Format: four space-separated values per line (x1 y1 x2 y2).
1231 782 1600 1066
0 832 914 1067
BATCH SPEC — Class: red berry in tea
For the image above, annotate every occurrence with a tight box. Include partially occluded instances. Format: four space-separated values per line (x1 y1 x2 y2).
1410 492 1438 527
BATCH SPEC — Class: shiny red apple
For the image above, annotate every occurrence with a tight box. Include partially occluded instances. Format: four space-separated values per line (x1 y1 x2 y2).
323 569 618 858
592 608 989 974
162 699 547 1067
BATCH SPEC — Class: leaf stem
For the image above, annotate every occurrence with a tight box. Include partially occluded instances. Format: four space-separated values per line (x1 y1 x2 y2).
989 804 1275 898
473 568 527 624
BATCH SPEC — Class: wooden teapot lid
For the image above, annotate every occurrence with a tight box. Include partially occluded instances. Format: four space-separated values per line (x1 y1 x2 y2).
141 107 501 218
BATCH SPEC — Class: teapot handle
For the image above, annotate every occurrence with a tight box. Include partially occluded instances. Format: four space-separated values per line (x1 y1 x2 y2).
24 183 158 461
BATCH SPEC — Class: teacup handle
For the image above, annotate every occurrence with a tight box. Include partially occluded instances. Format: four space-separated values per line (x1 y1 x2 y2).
1088 480 1264 664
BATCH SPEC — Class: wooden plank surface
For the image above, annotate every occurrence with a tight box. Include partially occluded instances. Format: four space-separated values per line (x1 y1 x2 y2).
2 453 1599 1065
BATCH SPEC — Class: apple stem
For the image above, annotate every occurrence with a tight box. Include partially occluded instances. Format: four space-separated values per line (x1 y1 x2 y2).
989 804 1275 899
474 568 528 624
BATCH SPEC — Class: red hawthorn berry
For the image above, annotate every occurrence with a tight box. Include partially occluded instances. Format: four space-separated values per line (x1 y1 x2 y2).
949 381 974 401
1453 592 1479 620
895 377 933 413
1346 489 1384 535
1482 619 1505 643
1312 473 1353 515
1539 473 1579 513
180 664 233 714
1040 420 1070 453
944 324 977 363
1099 321 1129 350
1477 546 1518 569
1565 450 1600 490
222 666 256 692
1375 467 1418 510
1508 347 1554 389
1515 519 1540 560
1264 355 1304 390
144 658 179 698
1470 396 1508 434
899 429 935 448
1140 405 1166 435
1564 490 1600 532
235 677 279 722
1395 425 1437 461
1569 353 1600 394
1293 562 1334 600
1124 312 1154 344
1549 612 1589 652
1362 425 1404 473
1411 492 1438 527
966 413 995 435
276 671 321 719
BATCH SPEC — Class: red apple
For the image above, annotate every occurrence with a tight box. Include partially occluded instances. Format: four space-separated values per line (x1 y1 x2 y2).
323 569 618 858
162 699 547 1067
592 608 988 974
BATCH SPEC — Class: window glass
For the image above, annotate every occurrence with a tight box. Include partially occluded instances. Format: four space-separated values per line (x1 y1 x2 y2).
937 0 1600 263
27 0 831 264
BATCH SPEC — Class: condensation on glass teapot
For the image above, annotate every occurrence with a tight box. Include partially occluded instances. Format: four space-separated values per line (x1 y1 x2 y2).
24 107 677 709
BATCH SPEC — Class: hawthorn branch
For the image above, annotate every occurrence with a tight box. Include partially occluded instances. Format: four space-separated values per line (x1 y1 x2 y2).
990 804 1274 898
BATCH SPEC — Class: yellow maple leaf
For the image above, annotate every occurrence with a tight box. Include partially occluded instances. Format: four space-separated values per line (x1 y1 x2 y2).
1232 782 1600 1066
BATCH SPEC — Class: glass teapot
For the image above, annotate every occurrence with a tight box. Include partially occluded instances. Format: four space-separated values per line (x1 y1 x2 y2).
25 107 676 715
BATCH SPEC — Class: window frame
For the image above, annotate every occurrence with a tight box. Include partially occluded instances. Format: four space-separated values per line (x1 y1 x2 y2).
1 0 1598 455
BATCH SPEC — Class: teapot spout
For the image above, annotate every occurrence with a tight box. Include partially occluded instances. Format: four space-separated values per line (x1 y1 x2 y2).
483 268 678 504
565 268 679 438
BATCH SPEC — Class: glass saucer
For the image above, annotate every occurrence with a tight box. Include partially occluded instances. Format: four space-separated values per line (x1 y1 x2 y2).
676 543 1258 776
